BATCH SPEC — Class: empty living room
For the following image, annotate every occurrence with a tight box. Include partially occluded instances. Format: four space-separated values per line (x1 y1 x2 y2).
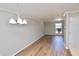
0 1 79 58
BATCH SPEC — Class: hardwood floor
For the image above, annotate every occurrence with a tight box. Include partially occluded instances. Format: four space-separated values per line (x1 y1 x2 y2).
16 35 72 56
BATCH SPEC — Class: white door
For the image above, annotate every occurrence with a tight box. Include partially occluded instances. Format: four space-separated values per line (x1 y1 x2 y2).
69 13 79 55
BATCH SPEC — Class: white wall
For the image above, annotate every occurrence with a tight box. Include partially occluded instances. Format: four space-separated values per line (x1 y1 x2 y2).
65 12 79 55
65 13 70 49
44 21 64 35
44 22 55 35
70 13 79 55
0 12 44 56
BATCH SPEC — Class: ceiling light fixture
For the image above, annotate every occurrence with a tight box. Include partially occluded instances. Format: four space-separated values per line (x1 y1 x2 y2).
17 16 23 24
22 19 28 24
9 16 28 25
9 18 17 24
57 18 63 21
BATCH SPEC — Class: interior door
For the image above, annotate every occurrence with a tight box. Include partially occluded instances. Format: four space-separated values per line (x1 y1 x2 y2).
69 13 79 55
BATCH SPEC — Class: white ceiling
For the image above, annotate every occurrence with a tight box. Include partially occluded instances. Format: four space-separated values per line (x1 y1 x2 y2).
0 3 79 22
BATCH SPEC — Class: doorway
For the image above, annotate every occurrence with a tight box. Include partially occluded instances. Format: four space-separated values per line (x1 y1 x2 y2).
55 23 62 35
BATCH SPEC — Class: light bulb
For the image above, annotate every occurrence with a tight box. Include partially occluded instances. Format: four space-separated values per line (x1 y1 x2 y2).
17 16 23 24
22 19 27 24
9 18 17 24
57 18 63 21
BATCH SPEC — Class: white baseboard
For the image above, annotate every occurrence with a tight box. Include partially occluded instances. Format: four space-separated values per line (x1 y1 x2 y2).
69 47 73 56
65 46 69 49
65 45 73 56
12 35 44 56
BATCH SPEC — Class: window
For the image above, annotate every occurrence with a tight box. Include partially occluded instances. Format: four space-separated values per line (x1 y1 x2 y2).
55 23 62 34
